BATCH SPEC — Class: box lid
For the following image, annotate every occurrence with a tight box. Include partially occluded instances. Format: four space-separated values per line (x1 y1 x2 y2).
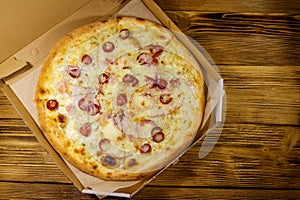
0 0 124 80
0 0 90 64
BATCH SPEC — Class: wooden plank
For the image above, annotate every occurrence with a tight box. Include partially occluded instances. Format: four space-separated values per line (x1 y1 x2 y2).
1 123 299 188
1 182 300 199
135 187 300 200
0 182 92 200
219 65 300 125
156 0 300 13
0 118 31 136
151 123 300 188
0 135 70 183
193 33 300 66
0 89 20 118
165 11 300 66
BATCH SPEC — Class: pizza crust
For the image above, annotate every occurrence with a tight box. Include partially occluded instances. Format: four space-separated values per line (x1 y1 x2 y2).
35 17 205 181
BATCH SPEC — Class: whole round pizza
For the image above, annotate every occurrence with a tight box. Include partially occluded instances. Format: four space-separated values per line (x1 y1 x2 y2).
35 17 205 180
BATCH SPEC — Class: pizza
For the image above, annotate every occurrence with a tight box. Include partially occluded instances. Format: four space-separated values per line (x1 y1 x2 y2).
35 17 205 181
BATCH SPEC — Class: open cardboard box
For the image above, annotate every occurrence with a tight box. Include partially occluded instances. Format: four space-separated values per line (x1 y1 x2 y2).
0 0 225 198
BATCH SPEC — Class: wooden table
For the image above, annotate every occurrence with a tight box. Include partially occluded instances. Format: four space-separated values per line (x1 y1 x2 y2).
1 0 299 199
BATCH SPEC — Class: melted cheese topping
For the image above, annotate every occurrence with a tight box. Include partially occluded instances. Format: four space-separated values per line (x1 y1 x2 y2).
36 17 204 180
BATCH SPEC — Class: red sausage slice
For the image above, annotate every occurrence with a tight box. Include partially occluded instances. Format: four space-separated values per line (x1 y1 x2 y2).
81 54 92 64
122 74 139 87
145 76 157 88
66 65 81 78
102 42 115 52
137 53 152 65
157 78 168 89
160 94 172 104
46 99 59 110
152 132 165 143
119 29 130 39
117 93 127 106
122 74 135 83
86 103 100 115
151 126 162 136
139 143 152 154
99 138 111 151
79 122 91 137
78 97 100 115
131 78 139 87
98 73 110 84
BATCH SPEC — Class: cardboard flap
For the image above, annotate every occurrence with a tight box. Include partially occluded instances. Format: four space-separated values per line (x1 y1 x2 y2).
1 0 126 73
0 57 29 79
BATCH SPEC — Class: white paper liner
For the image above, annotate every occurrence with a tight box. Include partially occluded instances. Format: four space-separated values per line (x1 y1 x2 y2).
5 0 226 198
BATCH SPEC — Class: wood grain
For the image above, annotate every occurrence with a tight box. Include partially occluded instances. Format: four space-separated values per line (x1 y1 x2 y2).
1 182 300 200
1 0 300 199
219 66 300 125
152 124 300 188
165 11 300 66
155 0 300 13
1 121 299 188
0 90 21 118
0 135 70 183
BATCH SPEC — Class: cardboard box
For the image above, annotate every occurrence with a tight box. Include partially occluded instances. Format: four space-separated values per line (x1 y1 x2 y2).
0 0 225 198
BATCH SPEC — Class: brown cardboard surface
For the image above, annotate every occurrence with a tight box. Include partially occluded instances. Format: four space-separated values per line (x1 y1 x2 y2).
0 0 90 63
0 0 225 198
1 0 123 77
116 0 160 23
